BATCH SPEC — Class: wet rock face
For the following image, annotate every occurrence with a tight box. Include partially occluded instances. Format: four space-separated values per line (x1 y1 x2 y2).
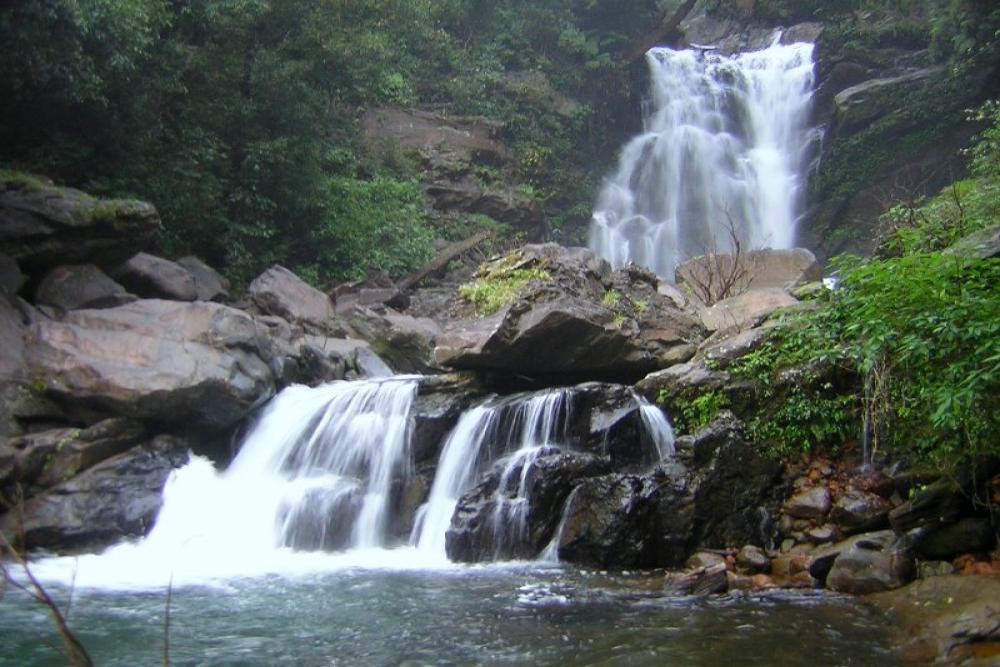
27 299 276 429
0 435 189 553
446 451 611 562
435 244 705 384
554 473 666 568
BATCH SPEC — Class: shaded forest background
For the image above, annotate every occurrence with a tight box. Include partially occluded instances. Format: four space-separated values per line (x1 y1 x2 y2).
1 0 998 286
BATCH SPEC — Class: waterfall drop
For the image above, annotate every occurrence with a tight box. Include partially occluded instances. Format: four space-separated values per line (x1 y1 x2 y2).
589 37 819 279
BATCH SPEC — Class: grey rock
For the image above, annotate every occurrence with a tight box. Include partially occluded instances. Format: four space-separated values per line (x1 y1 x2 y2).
915 518 997 560
435 244 705 383
943 224 1000 259
830 488 890 534
0 175 159 276
0 435 189 553
249 265 337 335
114 252 198 301
177 256 230 302
2 418 147 495
27 299 275 428
346 305 441 373
826 532 915 594
783 486 832 520
0 252 25 294
663 563 728 596
35 264 136 310
447 451 612 562
736 544 771 573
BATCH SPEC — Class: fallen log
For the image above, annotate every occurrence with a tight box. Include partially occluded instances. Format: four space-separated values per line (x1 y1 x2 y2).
395 229 496 293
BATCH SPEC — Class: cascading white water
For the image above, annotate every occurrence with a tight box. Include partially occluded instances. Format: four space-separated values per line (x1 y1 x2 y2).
411 387 676 561
29 377 431 588
589 36 819 279
634 391 676 460
410 389 573 557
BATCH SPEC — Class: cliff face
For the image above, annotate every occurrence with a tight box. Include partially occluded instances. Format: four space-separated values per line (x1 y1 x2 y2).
663 0 1000 262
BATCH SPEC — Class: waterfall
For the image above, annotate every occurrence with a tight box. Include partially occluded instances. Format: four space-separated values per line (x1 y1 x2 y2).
412 387 675 561
589 36 819 279
411 389 572 557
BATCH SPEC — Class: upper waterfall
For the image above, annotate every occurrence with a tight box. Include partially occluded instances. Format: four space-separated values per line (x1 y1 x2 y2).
589 37 819 280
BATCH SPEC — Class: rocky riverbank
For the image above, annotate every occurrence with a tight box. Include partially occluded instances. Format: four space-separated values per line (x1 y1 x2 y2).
1 174 997 664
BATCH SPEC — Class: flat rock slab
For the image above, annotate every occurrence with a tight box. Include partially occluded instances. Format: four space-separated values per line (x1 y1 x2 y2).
867 575 1000 665
0 175 159 276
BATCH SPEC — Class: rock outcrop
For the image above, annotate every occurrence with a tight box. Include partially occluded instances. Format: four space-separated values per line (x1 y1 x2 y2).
0 436 189 552
0 174 159 277
435 244 705 383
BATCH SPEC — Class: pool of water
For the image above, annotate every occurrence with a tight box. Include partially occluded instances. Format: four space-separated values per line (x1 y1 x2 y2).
1 561 897 666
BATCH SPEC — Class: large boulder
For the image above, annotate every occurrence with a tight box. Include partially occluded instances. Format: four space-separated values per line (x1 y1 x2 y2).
0 174 159 277
35 264 136 311
345 305 442 373
27 299 276 429
434 244 705 383
868 575 1000 665
944 224 1000 260
699 287 798 333
552 473 666 568
113 252 198 301
176 256 230 302
825 531 916 594
0 435 189 552
249 265 338 335
676 248 822 303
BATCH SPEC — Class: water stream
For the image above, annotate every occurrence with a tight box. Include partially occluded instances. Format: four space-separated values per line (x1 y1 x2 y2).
1 378 900 664
590 36 820 279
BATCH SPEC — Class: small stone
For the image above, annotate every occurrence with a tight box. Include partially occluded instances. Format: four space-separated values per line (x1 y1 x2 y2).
780 538 796 553
771 571 816 589
685 551 727 570
736 545 770 573
783 486 832 520
806 523 842 545
664 563 728 596
772 553 812 577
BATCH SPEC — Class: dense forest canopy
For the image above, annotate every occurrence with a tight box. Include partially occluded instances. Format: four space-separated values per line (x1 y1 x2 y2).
1 0 998 286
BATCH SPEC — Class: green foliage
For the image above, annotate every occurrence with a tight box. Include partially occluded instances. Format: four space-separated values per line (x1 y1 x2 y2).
458 253 552 316
663 390 730 435
307 177 435 283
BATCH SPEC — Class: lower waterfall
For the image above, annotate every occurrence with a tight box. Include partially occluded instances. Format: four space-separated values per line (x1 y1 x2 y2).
27 377 675 588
